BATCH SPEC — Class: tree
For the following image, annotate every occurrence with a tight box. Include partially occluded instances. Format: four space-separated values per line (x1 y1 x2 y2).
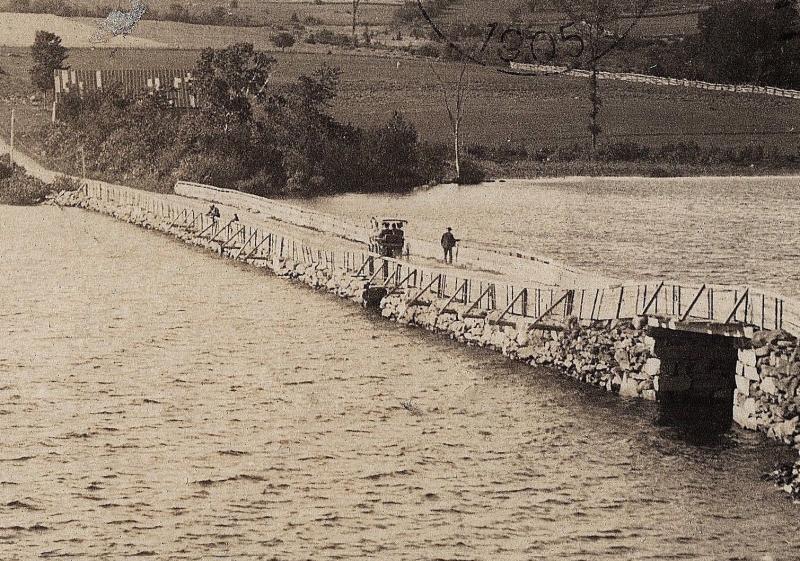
30 30 68 95
193 43 275 129
429 56 470 181
264 64 352 194
556 0 649 157
271 31 296 52
366 111 421 191
352 0 366 46
10 0 31 12
697 0 800 88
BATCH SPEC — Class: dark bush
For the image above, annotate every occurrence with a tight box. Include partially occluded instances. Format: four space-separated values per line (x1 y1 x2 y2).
364 111 421 192
417 141 449 185
271 31 296 51
658 141 703 164
732 145 765 164
488 142 527 163
600 141 651 162
309 29 352 47
413 42 439 58
554 142 587 162
51 174 82 191
0 164 54 205
0 161 12 180
528 145 556 162
456 158 486 184
465 143 488 159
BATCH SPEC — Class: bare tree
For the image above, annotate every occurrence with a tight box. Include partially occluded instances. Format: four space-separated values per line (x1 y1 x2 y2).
429 57 470 181
352 0 366 46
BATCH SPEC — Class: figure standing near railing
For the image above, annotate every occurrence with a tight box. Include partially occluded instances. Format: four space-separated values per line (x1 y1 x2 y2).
441 227 458 264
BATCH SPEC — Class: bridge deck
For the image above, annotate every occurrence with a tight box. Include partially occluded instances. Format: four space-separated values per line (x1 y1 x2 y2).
73 180 799 340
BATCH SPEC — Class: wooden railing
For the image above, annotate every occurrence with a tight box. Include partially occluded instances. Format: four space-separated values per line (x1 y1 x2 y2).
173 180 600 288
86 180 795 336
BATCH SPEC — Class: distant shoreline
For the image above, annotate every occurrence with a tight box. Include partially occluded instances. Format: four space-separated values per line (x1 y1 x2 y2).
488 173 800 184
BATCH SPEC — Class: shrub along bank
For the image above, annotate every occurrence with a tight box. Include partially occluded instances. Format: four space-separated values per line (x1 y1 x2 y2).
26 43 455 198
467 140 800 178
0 161 73 204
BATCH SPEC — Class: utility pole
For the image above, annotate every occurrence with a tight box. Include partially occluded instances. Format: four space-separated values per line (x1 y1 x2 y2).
9 108 15 167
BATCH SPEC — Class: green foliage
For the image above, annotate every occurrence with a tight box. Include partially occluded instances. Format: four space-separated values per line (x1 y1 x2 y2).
305 28 352 47
697 0 800 87
364 111 422 191
599 141 650 162
0 162 55 205
34 45 449 197
271 31 296 51
194 43 276 125
455 158 485 184
51 174 82 192
29 30 68 93
417 141 449 185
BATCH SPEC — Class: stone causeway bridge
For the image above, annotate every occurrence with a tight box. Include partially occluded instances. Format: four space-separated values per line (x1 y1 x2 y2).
170 181 798 340
84 178 800 441
4 125 798 443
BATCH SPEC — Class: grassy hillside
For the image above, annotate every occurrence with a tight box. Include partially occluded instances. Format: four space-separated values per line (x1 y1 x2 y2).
1 0 402 27
2 45 799 157
430 0 704 36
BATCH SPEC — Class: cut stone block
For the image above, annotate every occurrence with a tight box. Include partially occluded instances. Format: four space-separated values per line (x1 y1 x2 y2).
735 375 751 394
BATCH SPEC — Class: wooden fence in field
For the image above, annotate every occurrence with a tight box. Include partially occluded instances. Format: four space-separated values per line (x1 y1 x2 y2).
86 180 800 337
53 68 197 108
510 62 800 100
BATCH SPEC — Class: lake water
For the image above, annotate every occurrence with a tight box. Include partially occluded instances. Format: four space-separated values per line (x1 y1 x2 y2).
1 206 798 560
290 177 800 299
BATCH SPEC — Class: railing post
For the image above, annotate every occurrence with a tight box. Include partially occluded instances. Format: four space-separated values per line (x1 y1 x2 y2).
408 274 442 306
496 288 527 323
679 284 706 322
724 288 750 324
521 286 528 316
531 289 573 327
641 281 664 315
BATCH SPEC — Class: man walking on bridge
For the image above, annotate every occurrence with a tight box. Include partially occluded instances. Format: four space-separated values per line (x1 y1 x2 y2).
441 227 457 264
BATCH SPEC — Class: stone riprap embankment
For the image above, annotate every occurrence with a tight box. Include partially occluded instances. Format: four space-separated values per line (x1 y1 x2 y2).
379 292 658 399
734 330 800 450
48 186 800 501
50 188 368 299
52 187 657 399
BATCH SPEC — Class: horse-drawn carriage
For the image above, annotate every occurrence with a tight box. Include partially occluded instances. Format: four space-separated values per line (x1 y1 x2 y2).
369 218 407 258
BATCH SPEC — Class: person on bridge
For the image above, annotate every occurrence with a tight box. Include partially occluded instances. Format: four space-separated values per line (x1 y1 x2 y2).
441 227 458 264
